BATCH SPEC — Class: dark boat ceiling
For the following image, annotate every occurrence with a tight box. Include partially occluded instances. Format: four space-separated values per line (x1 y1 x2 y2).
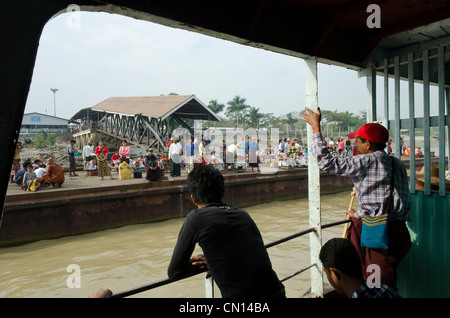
69 0 450 71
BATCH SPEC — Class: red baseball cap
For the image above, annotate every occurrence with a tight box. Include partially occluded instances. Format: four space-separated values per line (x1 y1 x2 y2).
348 123 389 144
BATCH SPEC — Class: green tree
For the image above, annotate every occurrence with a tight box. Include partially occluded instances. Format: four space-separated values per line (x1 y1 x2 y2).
258 113 277 128
283 112 299 138
46 134 56 146
207 99 225 114
34 135 45 148
247 106 264 128
225 95 249 127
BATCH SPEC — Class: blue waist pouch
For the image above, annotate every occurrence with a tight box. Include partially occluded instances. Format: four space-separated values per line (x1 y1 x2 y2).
361 214 388 249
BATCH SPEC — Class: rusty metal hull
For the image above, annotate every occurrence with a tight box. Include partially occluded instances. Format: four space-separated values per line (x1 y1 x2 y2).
0 169 353 247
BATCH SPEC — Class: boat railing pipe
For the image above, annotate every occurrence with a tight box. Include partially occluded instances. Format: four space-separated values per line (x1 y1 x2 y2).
110 218 352 298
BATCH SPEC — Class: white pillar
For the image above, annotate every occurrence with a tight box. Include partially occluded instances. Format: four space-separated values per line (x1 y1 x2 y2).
305 56 323 298
205 276 214 298
366 66 376 123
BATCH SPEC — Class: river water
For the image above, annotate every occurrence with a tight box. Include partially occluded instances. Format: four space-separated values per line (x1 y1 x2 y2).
0 191 359 298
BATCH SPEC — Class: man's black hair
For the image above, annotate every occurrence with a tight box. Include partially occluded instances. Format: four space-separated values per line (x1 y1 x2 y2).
23 161 31 168
319 238 363 279
357 136 386 151
187 165 224 205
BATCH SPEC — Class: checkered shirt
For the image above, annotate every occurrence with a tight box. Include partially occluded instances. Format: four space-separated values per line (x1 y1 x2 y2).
311 132 410 221
352 281 401 298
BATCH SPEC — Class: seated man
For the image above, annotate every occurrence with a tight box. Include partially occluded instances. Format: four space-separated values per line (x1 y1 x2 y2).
14 161 31 186
34 165 47 179
168 165 285 298
319 238 400 298
38 158 65 188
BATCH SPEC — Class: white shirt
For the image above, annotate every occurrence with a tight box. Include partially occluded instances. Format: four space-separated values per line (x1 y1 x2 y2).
169 142 183 163
82 144 94 159
34 167 46 179
199 143 205 156
227 144 237 154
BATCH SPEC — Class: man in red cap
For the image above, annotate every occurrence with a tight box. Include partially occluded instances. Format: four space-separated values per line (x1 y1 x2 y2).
304 107 411 292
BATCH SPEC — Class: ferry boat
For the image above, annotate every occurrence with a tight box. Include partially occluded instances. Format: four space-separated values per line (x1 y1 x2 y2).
1 1 449 299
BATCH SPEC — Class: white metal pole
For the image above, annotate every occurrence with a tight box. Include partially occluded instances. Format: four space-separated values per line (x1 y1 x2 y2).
366 66 376 123
423 49 431 195
408 52 416 193
394 56 401 159
305 56 323 298
383 59 389 130
438 45 446 196
205 275 214 298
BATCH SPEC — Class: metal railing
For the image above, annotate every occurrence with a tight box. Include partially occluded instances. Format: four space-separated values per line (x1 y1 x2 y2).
110 219 351 298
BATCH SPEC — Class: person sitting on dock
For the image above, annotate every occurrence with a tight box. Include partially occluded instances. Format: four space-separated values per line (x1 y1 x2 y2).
144 148 161 182
32 159 43 171
22 163 40 192
168 165 286 298
319 238 400 298
304 107 411 291
14 160 32 186
38 158 65 188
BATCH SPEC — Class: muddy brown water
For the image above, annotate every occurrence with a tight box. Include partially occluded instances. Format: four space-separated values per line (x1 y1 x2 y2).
0 191 359 298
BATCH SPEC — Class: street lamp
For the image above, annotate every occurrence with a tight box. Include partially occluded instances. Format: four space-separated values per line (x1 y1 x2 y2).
50 88 58 116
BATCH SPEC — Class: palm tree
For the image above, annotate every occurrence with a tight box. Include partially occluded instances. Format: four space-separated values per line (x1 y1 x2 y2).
226 95 249 127
207 99 225 115
206 99 225 128
284 112 298 138
247 106 264 129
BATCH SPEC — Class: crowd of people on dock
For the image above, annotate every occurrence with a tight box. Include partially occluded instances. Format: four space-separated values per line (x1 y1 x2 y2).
11 147 65 192
10 127 368 193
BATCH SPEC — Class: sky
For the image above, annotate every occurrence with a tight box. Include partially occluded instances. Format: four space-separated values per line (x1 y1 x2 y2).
24 10 428 122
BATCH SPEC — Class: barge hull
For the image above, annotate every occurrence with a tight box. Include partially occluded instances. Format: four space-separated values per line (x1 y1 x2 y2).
1 169 353 247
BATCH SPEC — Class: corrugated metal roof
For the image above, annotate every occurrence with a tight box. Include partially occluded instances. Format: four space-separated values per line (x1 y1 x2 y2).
90 94 219 121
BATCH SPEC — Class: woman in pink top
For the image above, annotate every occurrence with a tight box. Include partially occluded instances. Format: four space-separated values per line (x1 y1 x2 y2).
119 140 131 164
337 137 345 157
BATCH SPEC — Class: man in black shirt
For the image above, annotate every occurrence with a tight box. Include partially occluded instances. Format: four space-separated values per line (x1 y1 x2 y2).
168 165 285 298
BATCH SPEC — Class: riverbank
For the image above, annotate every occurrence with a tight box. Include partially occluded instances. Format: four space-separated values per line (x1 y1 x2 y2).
3 152 444 247
2 167 354 247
